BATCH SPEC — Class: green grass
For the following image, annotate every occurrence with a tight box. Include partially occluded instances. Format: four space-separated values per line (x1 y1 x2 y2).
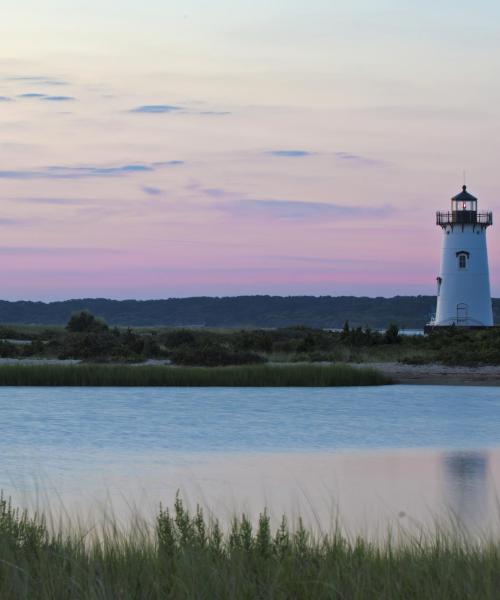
0 363 391 386
0 493 498 599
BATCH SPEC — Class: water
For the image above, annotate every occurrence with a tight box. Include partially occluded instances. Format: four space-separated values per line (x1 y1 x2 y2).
1 385 499 535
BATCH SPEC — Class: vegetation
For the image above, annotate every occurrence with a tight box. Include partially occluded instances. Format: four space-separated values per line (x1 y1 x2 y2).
2 310 500 367
0 494 497 598
0 363 391 387
405 326 500 366
2 295 500 329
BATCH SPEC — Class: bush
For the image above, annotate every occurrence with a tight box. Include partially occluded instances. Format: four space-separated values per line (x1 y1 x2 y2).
66 311 108 333
164 329 196 348
0 341 19 358
384 323 401 344
170 343 267 367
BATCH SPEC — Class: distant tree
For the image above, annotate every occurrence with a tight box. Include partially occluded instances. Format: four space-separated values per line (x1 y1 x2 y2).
384 323 401 344
341 321 350 340
66 311 108 333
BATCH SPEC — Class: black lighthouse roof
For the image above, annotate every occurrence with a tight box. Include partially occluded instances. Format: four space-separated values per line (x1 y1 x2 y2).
436 184 492 228
452 185 477 203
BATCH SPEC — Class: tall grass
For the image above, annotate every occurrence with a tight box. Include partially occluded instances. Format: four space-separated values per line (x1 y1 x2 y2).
0 493 498 599
0 363 391 386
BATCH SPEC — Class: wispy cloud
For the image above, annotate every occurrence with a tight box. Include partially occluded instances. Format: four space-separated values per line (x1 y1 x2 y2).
41 96 75 102
130 104 182 114
0 246 121 255
199 111 231 116
141 186 164 196
12 197 90 206
362 105 481 120
334 152 383 167
219 198 394 221
18 93 75 102
203 188 231 199
7 76 68 86
268 150 314 158
18 93 46 98
0 161 183 180
0 218 34 226
129 105 231 117
153 160 184 167
268 255 384 266
0 96 11 102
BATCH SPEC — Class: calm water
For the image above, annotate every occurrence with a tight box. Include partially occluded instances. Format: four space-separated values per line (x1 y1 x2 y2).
1 385 499 534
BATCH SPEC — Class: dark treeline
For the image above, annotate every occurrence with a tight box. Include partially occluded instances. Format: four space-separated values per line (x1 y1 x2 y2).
1 295 497 328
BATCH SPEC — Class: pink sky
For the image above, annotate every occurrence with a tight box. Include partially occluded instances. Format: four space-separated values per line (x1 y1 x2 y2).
1 1 500 300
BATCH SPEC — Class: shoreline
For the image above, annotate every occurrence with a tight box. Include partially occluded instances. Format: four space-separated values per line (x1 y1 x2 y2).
0 359 499 386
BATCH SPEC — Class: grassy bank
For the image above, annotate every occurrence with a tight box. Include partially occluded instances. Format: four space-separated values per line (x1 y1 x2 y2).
0 363 391 386
0 494 498 599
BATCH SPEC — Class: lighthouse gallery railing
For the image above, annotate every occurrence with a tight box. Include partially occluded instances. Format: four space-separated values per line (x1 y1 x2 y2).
436 211 493 226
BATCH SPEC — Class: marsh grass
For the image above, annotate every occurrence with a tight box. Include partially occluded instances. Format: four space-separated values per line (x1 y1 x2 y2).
0 493 498 599
0 363 391 387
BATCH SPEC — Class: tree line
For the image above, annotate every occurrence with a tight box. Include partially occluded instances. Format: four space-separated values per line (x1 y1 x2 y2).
0 295 496 328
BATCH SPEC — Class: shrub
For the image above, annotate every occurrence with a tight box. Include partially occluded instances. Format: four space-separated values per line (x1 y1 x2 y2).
170 343 267 367
0 341 19 358
164 329 196 348
384 323 401 344
66 310 108 333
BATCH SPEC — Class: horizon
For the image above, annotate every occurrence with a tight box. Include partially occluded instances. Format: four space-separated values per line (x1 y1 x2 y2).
2 1 500 300
2 293 500 304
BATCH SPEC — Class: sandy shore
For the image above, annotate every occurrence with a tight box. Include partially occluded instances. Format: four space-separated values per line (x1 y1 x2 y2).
353 362 500 386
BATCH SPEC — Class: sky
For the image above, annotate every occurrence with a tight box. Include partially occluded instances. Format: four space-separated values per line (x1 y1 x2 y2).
1 0 500 300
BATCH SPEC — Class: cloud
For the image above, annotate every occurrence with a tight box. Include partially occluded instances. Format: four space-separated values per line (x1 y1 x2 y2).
153 160 184 167
203 188 230 199
41 96 75 102
141 186 164 196
13 197 89 206
199 111 231 116
0 161 182 180
130 104 182 114
7 76 68 86
18 93 47 98
268 150 313 157
0 96 11 102
219 198 394 221
18 93 74 101
363 105 480 120
334 152 383 167
0 218 34 226
0 246 121 255
129 105 230 116
268 255 380 265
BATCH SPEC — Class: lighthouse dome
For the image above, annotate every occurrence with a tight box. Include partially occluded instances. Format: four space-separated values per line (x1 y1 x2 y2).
452 185 477 203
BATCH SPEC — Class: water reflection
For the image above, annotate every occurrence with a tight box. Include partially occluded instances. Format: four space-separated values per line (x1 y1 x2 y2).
442 451 489 529
0 386 499 537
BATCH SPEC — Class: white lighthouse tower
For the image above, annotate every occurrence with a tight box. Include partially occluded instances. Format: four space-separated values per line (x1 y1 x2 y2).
432 185 493 327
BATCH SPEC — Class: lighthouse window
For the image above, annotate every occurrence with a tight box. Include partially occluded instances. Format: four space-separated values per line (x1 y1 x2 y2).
458 254 467 269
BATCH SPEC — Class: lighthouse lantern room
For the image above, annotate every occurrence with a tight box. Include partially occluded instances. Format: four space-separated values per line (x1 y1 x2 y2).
431 185 493 328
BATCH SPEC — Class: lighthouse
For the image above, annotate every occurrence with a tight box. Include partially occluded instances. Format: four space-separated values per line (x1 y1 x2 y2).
431 185 493 327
